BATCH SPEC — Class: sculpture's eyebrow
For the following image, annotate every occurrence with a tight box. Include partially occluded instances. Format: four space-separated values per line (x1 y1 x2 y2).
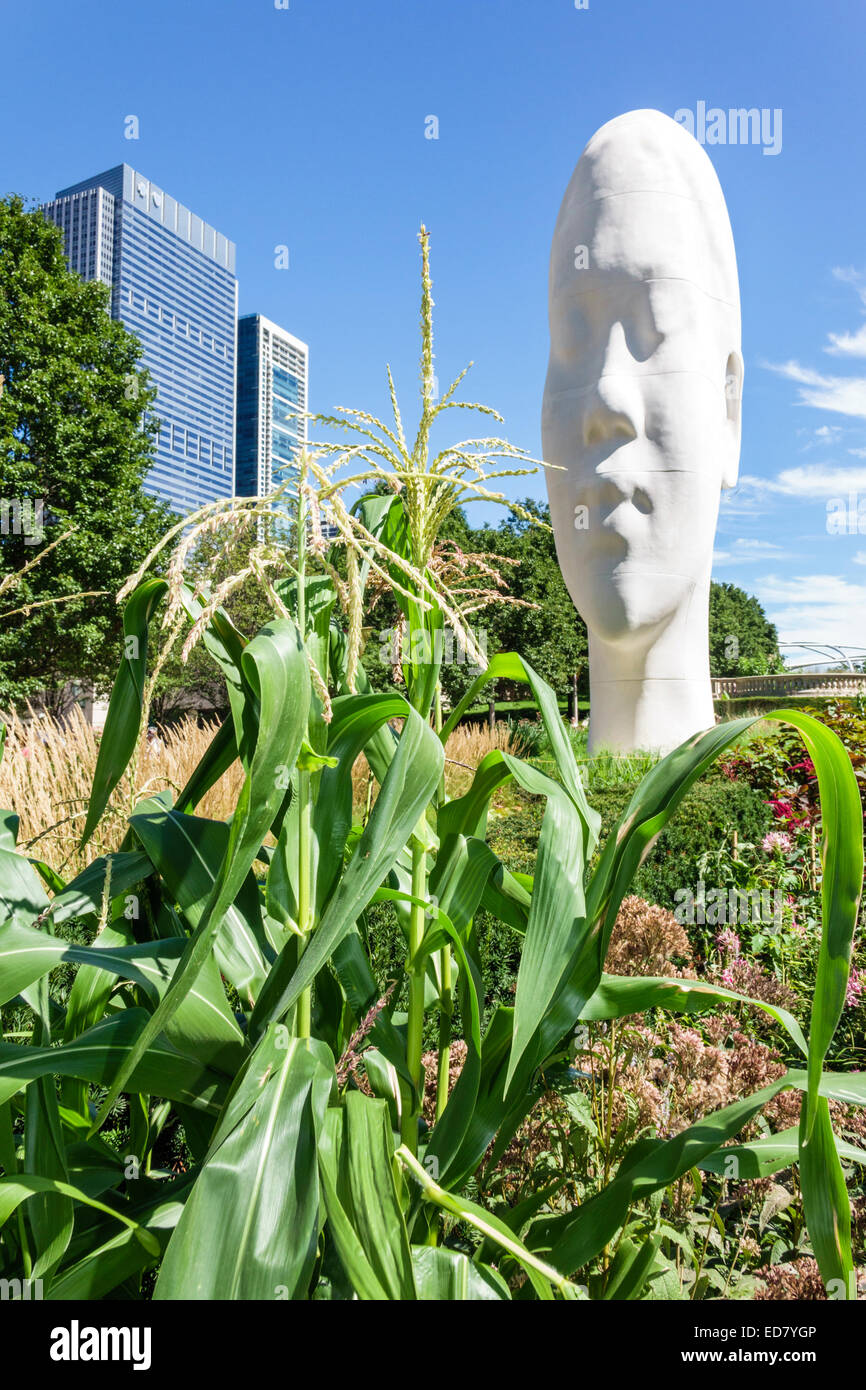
554 276 654 312
554 274 737 316
556 263 654 293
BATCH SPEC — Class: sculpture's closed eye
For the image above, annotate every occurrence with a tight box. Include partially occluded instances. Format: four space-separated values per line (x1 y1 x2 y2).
583 407 637 448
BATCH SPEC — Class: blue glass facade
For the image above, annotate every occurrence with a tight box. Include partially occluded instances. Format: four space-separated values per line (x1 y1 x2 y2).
235 314 308 505
43 165 237 515
235 315 261 499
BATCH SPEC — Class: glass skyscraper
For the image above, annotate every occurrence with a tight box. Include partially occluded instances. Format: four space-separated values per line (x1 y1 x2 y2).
236 314 309 514
43 165 237 515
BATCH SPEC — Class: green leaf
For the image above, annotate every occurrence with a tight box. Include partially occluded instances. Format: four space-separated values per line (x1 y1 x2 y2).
777 712 863 1128
502 754 587 1093
48 852 153 927
440 653 599 856
297 738 338 773
438 750 512 844
0 1010 229 1113
0 846 49 930
0 810 19 850
582 712 861 1081
47 1177 191 1300
90 619 310 1131
412 1246 511 1300
534 1080 792 1274
154 1031 333 1299
699 1125 866 1181
799 1097 854 1298
318 1091 416 1301
314 691 432 910
250 704 444 1036
569 709 861 1293
0 1174 159 1259
130 800 272 1002
24 1061 73 1281
397 1143 582 1300
176 717 239 814
578 973 808 1057
80 576 168 847
374 872 487 1176
0 922 245 1075
602 1232 662 1301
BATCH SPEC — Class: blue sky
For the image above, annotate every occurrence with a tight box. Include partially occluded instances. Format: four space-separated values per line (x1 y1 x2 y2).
4 0 866 655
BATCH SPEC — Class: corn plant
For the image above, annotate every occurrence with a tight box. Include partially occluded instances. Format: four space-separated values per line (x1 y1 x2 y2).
0 235 863 1300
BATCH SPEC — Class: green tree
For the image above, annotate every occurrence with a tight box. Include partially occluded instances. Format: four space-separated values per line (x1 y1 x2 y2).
359 499 588 711
708 580 783 676
149 528 275 722
472 498 588 708
0 195 172 710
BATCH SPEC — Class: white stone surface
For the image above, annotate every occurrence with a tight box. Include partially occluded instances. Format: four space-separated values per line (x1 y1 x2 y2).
542 109 743 755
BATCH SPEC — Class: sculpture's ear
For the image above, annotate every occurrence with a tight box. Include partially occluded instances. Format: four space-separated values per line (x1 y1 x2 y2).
722 349 744 489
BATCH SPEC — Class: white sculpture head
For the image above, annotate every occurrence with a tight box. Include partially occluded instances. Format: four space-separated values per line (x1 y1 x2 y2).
542 109 743 752
543 108 742 646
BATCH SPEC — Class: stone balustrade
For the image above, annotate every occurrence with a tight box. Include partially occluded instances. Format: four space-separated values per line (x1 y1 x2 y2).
712 672 866 699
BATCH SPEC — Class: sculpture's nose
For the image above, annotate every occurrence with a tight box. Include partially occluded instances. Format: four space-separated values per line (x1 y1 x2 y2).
581 321 642 449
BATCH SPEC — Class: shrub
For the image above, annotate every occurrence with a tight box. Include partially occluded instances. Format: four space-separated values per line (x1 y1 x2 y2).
593 779 774 913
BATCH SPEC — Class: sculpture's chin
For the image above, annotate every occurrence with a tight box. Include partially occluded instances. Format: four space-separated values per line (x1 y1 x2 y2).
565 568 690 645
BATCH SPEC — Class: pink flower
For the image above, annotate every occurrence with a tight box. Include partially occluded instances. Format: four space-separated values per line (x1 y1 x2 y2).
721 967 736 988
715 928 741 960
762 830 792 854
846 967 863 1009
764 799 805 829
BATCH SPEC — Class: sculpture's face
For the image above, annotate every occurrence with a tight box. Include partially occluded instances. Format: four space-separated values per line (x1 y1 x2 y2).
542 187 742 646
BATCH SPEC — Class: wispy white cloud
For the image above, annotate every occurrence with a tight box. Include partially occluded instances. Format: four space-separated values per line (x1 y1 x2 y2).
713 538 789 565
754 572 866 646
718 484 770 517
826 325 866 358
853 551 866 565
763 270 866 427
764 361 866 418
832 266 866 304
738 465 866 498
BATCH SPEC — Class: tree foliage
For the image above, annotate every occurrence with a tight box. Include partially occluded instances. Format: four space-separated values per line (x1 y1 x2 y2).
0 195 172 709
470 498 588 702
708 580 783 677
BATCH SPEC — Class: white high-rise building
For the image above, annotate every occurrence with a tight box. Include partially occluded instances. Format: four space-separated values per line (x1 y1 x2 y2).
43 183 116 287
